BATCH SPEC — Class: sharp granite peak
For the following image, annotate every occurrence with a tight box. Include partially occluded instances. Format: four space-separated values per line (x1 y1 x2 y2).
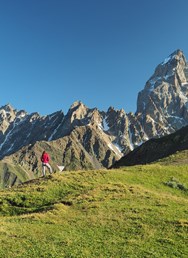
1 49 188 185
136 49 188 137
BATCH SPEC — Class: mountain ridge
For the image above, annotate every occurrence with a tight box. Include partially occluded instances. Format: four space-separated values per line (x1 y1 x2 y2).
111 124 188 168
1 49 188 187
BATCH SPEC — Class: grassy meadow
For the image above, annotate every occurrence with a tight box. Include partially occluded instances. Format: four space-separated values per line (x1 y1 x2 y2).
0 164 188 257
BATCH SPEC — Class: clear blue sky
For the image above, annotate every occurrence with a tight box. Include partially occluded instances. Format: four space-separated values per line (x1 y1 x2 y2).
0 0 188 115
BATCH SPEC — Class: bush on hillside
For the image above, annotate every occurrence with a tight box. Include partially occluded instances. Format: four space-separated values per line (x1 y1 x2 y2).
164 177 188 191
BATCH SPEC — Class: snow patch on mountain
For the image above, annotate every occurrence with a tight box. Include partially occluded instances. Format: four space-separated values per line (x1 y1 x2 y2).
103 117 109 131
162 55 175 65
108 143 123 158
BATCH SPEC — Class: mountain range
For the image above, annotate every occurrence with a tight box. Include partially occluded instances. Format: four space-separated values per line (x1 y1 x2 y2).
1 49 188 187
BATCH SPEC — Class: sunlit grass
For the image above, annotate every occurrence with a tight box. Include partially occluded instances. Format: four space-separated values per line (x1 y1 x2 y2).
0 165 188 257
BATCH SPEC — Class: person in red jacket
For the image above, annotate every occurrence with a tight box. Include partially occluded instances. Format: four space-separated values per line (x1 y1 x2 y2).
41 150 53 176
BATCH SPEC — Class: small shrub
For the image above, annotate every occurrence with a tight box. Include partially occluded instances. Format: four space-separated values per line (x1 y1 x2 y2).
164 177 188 191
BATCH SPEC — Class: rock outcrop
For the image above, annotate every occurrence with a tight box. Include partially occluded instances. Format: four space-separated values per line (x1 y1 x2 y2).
137 49 188 136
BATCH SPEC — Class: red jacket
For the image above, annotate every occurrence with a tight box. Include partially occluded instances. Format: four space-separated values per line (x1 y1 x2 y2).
41 152 50 163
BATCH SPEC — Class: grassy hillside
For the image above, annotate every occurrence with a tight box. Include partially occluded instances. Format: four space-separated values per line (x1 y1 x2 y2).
155 149 188 166
0 139 96 189
0 128 121 189
0 165 188 257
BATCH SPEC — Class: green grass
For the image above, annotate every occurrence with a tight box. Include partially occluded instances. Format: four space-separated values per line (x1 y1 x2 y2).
0 164 188 257
155 150 188 166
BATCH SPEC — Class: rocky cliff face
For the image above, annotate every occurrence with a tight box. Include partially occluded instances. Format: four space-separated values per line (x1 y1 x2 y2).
1 49 188 187
137 49 188 136
0 101 125 185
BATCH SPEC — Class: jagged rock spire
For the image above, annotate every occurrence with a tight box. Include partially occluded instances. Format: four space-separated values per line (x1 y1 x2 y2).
136 49 188 137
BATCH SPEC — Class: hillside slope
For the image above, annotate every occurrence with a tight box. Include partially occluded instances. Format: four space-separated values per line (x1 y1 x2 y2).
0 123 123 188
112 125 188 168
0 166 187 257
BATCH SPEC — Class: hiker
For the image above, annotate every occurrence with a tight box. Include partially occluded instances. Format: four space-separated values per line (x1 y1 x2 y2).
41 150 53 176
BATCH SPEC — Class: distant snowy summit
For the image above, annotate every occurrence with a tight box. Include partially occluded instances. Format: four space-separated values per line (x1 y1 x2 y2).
0 49 188 171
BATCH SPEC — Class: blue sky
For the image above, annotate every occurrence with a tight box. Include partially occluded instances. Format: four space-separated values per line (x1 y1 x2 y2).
0 0 188 115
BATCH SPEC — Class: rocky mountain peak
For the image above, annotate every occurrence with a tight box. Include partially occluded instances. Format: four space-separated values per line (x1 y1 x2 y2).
136 49 188 137
161 49 185 65
144 49 187 93
68 101 88 120
2 49 188 183
70 100 85 110
0 103 15 117
107 106 115 113
0 104 17 133
1 103 14 112
158 49 187 84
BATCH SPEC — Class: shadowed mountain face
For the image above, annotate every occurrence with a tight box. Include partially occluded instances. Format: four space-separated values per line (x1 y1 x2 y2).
1 49 188 187
111 125 188 168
